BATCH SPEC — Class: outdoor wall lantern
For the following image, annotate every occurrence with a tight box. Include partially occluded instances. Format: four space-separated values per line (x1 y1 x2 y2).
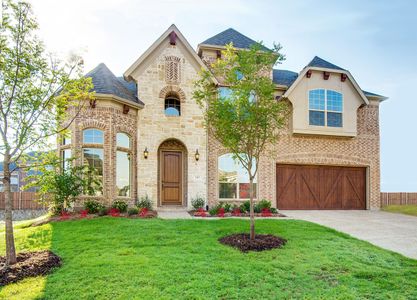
195 149 200 161
143 147 149 159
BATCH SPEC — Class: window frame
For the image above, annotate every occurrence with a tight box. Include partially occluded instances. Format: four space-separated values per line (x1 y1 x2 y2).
115 132 132 198
217 153 258 201
308 89 343 128
81 127 105 196
83 128 104 144
164 96 181 117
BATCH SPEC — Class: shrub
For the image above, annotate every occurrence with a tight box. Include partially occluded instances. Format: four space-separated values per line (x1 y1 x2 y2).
191 195 205 210
137 195 153 210
240 200 250 213
128 207 139 216
257 199 272 210
270 207 278 214
139 207 148 217
209 207 218 216
84 200 104 214
224 203 232 213
112 200 128 213
98 207 108 216
254 204 261 213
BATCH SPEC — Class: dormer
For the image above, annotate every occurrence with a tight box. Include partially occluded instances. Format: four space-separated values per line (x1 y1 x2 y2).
283 56 387 137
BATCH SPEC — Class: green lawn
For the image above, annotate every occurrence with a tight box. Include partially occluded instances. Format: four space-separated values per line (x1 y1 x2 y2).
382 204 417 217
1 218 416 299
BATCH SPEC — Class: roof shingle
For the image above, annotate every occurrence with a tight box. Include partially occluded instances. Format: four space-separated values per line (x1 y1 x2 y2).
85 63 143 105
273 69 298 86
200 28 270 51
307 56 345 71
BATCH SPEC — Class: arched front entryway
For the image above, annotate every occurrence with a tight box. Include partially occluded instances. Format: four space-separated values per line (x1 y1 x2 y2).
158 139 188 206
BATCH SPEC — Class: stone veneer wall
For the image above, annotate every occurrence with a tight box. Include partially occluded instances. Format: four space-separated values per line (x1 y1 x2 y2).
133 42 207 209
60 101 138 208
207 101 381 209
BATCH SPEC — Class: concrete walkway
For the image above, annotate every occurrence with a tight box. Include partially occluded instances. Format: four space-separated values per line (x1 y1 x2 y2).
157 210 192 219
282 210 417 260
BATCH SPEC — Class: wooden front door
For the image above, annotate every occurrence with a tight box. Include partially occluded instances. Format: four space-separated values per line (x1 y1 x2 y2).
276 164 366 210
161 151 182 205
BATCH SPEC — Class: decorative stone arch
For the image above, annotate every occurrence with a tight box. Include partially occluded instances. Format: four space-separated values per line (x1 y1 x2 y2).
78 120 107 131
114 125 136 140
157 138 188 207
274 152 371 167
159 85 186 101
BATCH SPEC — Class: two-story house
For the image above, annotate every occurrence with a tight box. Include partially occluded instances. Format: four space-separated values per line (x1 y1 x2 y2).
60 24 386 210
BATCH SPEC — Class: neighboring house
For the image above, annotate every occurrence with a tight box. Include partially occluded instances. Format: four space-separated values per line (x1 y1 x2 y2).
0 162 20 192
61 24 386 210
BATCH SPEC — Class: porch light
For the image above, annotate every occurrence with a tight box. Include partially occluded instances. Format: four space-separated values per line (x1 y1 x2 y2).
143 147 149 159
195 149 200 161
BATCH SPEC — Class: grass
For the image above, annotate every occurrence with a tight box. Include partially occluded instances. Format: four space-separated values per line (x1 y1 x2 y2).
382 204 417 217
0 218 416 299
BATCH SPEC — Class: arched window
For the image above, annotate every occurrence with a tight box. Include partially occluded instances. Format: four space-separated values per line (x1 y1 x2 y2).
309 89 343 127
116 133 131 197
218 153 257 200
82 128 104 195
83 128 104 144
165 95 181 116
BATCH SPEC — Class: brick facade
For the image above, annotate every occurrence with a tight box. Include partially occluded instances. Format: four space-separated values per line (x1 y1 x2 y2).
207 100 380 209
61 102 138 207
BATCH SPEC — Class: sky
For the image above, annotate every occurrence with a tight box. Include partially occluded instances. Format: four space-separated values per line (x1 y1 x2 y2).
25 0 417 191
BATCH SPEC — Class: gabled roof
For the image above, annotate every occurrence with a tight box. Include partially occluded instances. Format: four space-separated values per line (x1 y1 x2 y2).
199 28 270 51
124 24 217 84
86 63 144 106
273 69 298 87
283 56 372 104
307 56 345 71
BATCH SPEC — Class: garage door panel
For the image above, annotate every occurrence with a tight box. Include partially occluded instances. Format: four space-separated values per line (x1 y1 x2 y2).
276 164 366 210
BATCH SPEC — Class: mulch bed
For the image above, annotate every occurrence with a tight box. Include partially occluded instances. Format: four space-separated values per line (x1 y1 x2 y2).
189 211 287 218
219 233 287 252
30 211 158 227
0 250 62 286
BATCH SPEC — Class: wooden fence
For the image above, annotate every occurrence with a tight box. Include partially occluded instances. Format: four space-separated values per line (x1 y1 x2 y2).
380 192 417 206
0 192 45 210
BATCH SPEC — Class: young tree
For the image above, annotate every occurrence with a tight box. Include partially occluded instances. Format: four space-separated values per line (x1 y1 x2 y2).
0 0 94 265
193 43 289 239
25 152 102 215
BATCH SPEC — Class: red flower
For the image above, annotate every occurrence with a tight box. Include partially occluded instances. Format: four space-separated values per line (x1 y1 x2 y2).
261 208 272 217
231 208 241 217
217 207 225 218
60 210 70 220
109 208 120 217
195 208 207 217
80 210 88 218
139 207 148 217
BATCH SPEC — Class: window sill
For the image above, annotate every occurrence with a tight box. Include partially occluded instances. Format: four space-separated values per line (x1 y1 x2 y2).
293 128 356 137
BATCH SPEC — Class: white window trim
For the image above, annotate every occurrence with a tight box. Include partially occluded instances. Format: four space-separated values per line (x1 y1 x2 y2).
308 89 343 128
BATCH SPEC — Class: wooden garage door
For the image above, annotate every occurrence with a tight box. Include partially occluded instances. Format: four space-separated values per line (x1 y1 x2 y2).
276 164 366 210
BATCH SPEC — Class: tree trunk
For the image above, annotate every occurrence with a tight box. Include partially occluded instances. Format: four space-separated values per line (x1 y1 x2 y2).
249 177 255 240
3 153 17 266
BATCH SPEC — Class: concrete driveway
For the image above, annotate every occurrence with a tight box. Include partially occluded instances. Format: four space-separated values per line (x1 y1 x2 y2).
282 210 417 260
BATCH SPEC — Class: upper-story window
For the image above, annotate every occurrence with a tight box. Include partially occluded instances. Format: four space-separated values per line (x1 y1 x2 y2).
83 129 104 144
165 95 181 116
309 89 343 127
